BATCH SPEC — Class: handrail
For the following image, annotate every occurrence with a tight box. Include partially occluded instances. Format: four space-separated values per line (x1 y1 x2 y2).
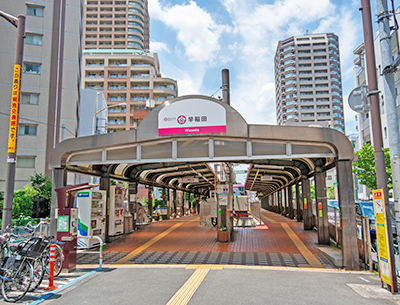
77 236 103 269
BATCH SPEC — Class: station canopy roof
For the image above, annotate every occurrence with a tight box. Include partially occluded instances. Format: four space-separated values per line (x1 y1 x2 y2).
50 95 353 197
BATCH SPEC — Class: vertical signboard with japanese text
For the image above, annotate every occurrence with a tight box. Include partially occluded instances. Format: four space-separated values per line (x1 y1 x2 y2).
8 64 21 153
158 98 226 135
372 189 392 286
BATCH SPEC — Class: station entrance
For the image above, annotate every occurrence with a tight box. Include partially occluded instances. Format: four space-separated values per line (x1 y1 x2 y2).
49 95 359 270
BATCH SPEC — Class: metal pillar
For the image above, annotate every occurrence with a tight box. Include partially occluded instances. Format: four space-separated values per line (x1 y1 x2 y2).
100 176 110 242
315 171 329 244
301 176 313 230
288 185 294 219
2 14 26 231
296 182 302 222
277 190 282 214
147 187 153 218
173 189 177 214
222 69 230 105
128 182 137 228
376 0 400 273
361 0 396 287
50 168 66 238
337 160 360 270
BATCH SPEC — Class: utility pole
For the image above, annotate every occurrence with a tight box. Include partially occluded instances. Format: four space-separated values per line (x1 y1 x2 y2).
376 0 400 250
360 0 397 292
0 11 26 231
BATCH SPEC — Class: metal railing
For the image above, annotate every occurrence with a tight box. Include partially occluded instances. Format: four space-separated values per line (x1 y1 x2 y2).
77 236 103 269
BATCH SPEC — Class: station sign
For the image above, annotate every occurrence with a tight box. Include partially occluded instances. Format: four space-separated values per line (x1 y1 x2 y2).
158 98 226 135
178 177 199 183
372 189 392 286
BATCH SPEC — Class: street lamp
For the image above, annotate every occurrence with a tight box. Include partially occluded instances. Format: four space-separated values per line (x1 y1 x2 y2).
1 10 25 231
92 102 127 134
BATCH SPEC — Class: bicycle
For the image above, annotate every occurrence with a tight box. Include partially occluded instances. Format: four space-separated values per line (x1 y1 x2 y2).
0 233 35 302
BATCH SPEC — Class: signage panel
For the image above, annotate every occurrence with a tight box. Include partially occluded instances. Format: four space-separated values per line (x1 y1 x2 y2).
158 98 226 135
178 177 199 183
261 175 273 181
8 64 21 153
372 189 392 286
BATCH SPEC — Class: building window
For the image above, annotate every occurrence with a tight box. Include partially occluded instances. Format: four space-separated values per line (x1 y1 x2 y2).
25 33 42 45
19 124 37 135
23 63 41 74
27 6 44 17
21 93 39 104
17 156 35 168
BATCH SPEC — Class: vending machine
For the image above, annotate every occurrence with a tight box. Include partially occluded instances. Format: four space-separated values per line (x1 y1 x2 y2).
109 185 125 236
75 190 107 248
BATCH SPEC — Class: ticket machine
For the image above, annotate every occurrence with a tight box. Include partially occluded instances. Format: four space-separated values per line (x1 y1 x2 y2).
55 183 95 272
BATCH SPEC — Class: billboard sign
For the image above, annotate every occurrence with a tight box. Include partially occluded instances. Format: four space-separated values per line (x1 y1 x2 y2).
158 98 226 135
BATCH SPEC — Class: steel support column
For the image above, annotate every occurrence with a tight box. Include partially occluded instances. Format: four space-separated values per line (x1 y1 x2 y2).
288 185 294 219
148 187 153 218
315 171 329 244
277 190 282 214
173 189 177 214
337 160 359 270
296 182 302 222
50 168 66 238
301 176 313 230
100 176 110 243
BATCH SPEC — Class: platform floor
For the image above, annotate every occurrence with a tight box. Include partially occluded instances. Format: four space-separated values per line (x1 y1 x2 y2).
77 209 336 269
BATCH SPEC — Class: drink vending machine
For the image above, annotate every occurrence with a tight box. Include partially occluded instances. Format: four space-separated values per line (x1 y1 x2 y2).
109 184 125 236
75 190 107 248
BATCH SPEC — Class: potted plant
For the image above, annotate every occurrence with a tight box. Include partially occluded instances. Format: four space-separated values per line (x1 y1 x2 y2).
217 225 228 243
153 210 160 221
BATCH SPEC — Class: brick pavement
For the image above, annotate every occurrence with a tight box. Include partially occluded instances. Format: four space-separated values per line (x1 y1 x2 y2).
77 210 336 269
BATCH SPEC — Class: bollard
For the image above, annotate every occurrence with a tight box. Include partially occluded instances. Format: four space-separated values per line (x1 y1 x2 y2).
44 244 58 291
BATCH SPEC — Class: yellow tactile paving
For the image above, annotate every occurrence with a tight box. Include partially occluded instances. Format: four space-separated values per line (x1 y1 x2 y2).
281 223 324 269
114 222 183 264
166 268 209 305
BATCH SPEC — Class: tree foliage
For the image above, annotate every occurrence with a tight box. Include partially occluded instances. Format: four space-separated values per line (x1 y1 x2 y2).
29 172 52 201
352 143 392 191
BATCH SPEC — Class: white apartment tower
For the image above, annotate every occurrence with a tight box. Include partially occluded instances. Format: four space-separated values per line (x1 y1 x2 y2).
274 33 345 133
0 0 83 189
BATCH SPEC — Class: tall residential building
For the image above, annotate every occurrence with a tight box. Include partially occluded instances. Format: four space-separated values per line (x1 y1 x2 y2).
0 0 83 190
274 33 345 133
83 0 149 51
82 49 177 132
82 0 177 132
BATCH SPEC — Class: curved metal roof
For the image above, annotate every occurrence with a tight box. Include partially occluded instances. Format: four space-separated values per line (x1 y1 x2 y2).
49 95 353 194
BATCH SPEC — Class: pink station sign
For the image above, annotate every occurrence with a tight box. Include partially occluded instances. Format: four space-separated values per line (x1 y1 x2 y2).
158 99 227 135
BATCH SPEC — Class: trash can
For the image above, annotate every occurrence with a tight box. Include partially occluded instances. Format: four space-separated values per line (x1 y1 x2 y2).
124 215 133 234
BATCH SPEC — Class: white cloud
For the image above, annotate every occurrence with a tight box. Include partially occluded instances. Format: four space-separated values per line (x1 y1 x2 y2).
149 0 228 62
150 41 170 54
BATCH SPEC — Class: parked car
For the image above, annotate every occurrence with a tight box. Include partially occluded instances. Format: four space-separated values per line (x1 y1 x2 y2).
355 200 397 243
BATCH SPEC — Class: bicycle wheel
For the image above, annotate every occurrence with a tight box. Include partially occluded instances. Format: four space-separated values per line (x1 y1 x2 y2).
1 260 33 302
53 245 64 277
29 257 45 292
44 245 64 277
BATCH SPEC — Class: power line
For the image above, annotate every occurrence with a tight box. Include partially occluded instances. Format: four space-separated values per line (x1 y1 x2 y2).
210 86 222 98
0 111 76 136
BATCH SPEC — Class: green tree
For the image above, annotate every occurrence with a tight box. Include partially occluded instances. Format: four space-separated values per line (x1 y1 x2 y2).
29 172 52 201
352 142 392 191
327 186 336 200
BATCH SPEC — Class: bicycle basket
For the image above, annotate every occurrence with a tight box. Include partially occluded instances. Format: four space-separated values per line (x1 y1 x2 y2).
18 237 49 258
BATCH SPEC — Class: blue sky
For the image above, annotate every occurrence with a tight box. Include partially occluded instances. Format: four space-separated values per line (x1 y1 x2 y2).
148 0 400 136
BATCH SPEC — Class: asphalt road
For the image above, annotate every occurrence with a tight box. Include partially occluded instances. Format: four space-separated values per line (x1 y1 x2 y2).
33 266 400 305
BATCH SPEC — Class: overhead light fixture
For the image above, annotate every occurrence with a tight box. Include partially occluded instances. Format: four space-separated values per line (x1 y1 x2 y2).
253 164 284 170
149 166 179 173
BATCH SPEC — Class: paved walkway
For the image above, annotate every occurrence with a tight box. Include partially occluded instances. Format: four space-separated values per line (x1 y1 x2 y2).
77 209 335 269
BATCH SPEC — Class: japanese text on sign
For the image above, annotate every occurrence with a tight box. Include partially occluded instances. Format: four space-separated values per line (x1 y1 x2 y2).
8 64 21 153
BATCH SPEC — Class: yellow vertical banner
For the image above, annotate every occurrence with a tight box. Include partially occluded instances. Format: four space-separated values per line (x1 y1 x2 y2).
8 64 21 154
372 189 391 286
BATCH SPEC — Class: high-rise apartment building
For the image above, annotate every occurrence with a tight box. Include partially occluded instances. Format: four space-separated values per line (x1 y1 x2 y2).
82 0 177 132
0 0 83 190
83 0 149 51
274 33 345 133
